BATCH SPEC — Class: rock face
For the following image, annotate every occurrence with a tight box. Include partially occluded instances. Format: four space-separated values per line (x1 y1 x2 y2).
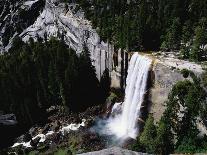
78 147 150 155
111 52 204 122
149 53 204 122
149 62 185 122
0 0 113 79
111 49 128 89
0 0 45 51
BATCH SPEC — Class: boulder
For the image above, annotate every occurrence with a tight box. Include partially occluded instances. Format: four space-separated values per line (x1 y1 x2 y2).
29 127 38 137
0 114 17 126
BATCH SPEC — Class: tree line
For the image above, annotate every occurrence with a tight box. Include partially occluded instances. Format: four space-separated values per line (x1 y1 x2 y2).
0 37 110 128
74 0 207 61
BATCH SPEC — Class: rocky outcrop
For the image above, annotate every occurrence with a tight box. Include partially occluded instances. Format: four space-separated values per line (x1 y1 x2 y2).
0 0 113 80
111 49 128 89
0 0 45 51
0 114 17 126
20 0 113 79
111 52 204 122
78 147 150 155
149 62 185 122
148 52 204 122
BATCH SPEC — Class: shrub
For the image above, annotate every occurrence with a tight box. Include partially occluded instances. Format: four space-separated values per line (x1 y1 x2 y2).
181 69 190 78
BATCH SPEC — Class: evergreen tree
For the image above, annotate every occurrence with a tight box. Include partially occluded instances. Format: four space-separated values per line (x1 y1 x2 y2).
190 26 204 61
100 68 111 102
139 115 157 153
165 18 181 50
155 119 174 154
75 0 207 58
0 37 103 129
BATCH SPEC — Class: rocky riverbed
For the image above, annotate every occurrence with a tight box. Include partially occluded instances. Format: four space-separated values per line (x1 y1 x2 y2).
2 105 110 155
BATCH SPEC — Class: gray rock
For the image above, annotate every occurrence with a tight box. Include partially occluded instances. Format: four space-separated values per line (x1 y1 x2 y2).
29 127 38 137
78 147 151 155
150 62 185 122
0 0 114 80
0 0 45 51
0 114 17 126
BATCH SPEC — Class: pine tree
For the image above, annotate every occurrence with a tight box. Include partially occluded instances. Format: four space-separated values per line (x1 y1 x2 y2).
165 18 181 50
139 115 157 153
155 119 174 154
190 22 206 61
100 68 111 102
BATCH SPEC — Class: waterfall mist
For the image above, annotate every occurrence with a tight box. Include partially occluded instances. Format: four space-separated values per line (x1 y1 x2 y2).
92 53 152 142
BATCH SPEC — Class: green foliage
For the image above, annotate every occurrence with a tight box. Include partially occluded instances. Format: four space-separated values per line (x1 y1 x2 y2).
154 119 174 154
189 18 207 61
100 69 111 102
133 115 173 155
134 74 207 154
28 151 39 155
0 37 108 128
162 77 206 153
201 71 207 87
74 0 207 56
27 147 73 155
182 20 193 44
54 149 72 155
175 135 207 153
181 69 190 78
68 134 83 154
164 18 181 50
139 115 157 153
131 138 146 153
175 136 198 153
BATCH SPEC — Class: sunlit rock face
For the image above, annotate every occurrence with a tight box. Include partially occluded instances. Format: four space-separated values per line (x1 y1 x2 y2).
0 0 113 79
0 0 45 51
149 62 185 122
149 54 204 122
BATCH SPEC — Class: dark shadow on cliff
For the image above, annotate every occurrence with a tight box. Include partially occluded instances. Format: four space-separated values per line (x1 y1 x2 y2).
139 66 154 133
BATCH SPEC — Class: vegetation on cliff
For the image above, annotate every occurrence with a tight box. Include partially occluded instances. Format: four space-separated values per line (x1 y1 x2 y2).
132 72 207 154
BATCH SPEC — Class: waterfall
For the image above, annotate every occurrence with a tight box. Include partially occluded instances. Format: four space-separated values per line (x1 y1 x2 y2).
107 53 152 139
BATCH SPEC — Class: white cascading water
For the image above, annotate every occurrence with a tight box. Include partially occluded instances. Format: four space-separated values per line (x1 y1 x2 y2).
107 53 152 139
